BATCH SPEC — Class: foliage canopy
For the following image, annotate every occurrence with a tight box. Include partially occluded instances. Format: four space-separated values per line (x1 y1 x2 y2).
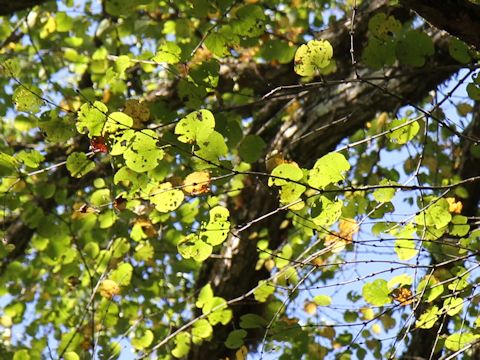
0 0 480 359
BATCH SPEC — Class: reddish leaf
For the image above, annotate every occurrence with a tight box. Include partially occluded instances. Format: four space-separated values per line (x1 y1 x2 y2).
90 136 108 153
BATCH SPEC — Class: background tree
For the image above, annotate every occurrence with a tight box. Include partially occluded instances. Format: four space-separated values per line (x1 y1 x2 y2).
0 0 479 359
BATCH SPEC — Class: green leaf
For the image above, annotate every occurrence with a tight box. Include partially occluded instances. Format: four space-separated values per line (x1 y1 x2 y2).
153 41 182 64
77 101 108 137
13 85 43 113
239 314 267 329
238 135 266 163
442 297 463 316
195 131 228 162
387 273 412 290
66 152 95 178
200 206 230 246
232 4 265 37
313 295 332 306
362 37 396 69
368 13 401 41
254 280 274 302
362 279 392 306
311 197 343 227
175 110 215 144
396 30 434 67
196 283 214 309
150 182 184 212
203 297 232 325
134 241 154 262
0 152 18 176
13 350 30 360
109 262 133 286
177 234 212 262
416 306 440 329
449 38 472 64
445 332 479 351
132 329 154 350
171 331 191 358
16 150 44 168
104 111 134 135
205 32 230 57
392 238 416 264
225 329 247 349
308 152 350 189
269 163 303 186
386 118 420 144
63 352 80 360
192 319 213 341
124 130 163 173
417 276 444 303
425 199 452 229
373 179 396 202
294 39 333 76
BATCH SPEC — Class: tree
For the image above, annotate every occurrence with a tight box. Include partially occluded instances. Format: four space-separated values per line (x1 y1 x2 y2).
0 0 479 359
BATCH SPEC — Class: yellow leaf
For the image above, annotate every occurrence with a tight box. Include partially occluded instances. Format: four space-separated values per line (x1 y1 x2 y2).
235 345 248 360
446 197 463 214
183 171 211 195
304 301 317 315
99 279 120 299
391 287 413 305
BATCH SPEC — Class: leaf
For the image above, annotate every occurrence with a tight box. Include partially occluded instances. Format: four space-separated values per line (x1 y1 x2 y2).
183 171 211 195
394 238 417 261
445 332 479 351
313 295 332 306
311 197 343 227
238 135 266 163
192 319 213 341
225 329 247 349
0 152 18 176
308 152 350 189
449 38 472 64
153 41 182 64
417 276 444 303
362 279 392 306
396 30 434 67
373 179 396 202
442 297 463 316
13 85 43 113
66 152 95 178
386 118 420 144
16 150 44 168
200 206 230 246
123 130 163 173
239 314 267 329
104 111 134 134
196 284 214 309
99 279 120 299
254 280 274 302
387 274 412 290
63 352 80 360
268 163 303 186
294 39 333 76
195 130 228 162
13 350 30 360
205 32 230 57
416 306 440 329
203 297 232 325
77 101 108 136
150 182 185 212
368 13 401 40
109 262 133 286
177 234 212 262
171 332 191 358
425 199 452 229
132 329 154 350
175 110 215 144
